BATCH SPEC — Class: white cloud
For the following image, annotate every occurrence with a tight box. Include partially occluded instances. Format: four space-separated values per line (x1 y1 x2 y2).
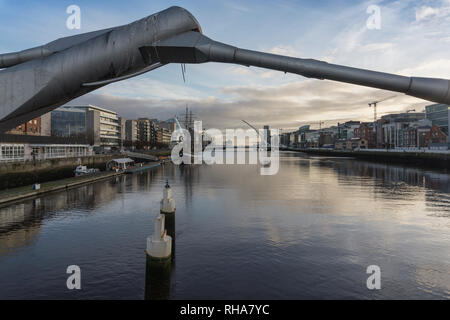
359 42 395 52
269 45 300 57
96 74 210 101
415 6 440 21
397 59 450 78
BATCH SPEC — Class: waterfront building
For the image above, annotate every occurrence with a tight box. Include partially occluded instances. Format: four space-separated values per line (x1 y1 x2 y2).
137 118 152 143
354 123 375 148
304 130 320 148
334 139 347 150
318 132 334 147
289 132 297 147
296 125 315 148
376 118 387 148
337 121 360 140
157 120 176 133
125 120 138 143
264 125 271 145
424 125 448 148
119 117 126 143
425 104 449 142
398 119 432 148
280 132 291 147
0 139 92 162
157 127 172 146
381 113 425 149
51 105 121 149
6 114 51 136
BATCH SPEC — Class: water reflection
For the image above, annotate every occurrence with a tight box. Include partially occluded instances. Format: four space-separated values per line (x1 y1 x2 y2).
0 152 449 299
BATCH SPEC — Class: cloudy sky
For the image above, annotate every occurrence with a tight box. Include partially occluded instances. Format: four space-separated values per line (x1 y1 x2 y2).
1 0 449 130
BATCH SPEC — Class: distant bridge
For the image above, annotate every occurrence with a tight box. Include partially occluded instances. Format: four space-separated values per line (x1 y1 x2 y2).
123 151 159 162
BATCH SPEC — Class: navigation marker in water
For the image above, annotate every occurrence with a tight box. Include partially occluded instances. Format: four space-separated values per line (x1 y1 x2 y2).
161 180 176 214
146 214 172 260
160 180 176 259
145 214 172 300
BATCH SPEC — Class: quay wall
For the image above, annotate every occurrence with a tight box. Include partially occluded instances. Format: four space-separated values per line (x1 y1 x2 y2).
283 148 449 169
0 155 116 190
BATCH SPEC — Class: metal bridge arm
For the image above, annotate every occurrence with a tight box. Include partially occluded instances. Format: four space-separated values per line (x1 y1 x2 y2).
144 31 450 105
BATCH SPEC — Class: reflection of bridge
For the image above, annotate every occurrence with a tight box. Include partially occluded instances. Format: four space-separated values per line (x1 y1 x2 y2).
123 151 159 162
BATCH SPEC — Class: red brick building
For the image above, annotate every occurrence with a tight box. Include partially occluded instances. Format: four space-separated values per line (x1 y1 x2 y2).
425 125 447 146
7 117 41 135
354 123 375 148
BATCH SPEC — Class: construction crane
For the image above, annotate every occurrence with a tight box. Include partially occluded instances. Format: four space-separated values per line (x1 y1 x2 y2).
368 95 397 123
316 121 325 130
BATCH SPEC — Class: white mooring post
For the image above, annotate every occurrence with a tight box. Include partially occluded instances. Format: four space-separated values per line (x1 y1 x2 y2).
160 180 176 214
145 213 172 300
146 214 172 260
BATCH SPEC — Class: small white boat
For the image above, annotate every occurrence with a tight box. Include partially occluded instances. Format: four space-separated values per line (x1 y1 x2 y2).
74 165 100 177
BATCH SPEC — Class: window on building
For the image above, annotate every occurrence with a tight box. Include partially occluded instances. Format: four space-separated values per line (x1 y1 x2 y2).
1 145 25 159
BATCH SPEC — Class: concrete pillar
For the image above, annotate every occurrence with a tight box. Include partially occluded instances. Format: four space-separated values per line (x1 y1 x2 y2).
144 253 172 300
160 180 176 258
145 214 172 300
146 214 172 260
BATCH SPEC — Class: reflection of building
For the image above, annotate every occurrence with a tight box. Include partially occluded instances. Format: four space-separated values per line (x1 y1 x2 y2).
51 105 122 148
425 104 449 142
0 178 122 258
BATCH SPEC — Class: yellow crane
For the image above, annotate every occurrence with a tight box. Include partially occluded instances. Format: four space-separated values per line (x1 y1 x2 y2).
368 95 397 122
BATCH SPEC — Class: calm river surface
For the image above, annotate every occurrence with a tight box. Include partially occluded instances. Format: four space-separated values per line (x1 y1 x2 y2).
0 152 449 299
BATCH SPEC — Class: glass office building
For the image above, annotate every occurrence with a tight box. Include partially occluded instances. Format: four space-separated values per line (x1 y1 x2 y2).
51 105 122 148
425 104 449 136
51 107 87 137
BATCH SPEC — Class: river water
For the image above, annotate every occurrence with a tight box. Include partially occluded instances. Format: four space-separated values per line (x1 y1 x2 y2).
0 152 449 299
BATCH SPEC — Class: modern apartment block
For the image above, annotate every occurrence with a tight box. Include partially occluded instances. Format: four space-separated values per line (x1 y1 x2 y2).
157 127 172 145
425 104 449 142
125 120 138 143
137 118 153 143
51 105 121 148
380 113 426 149
136 118 175 146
